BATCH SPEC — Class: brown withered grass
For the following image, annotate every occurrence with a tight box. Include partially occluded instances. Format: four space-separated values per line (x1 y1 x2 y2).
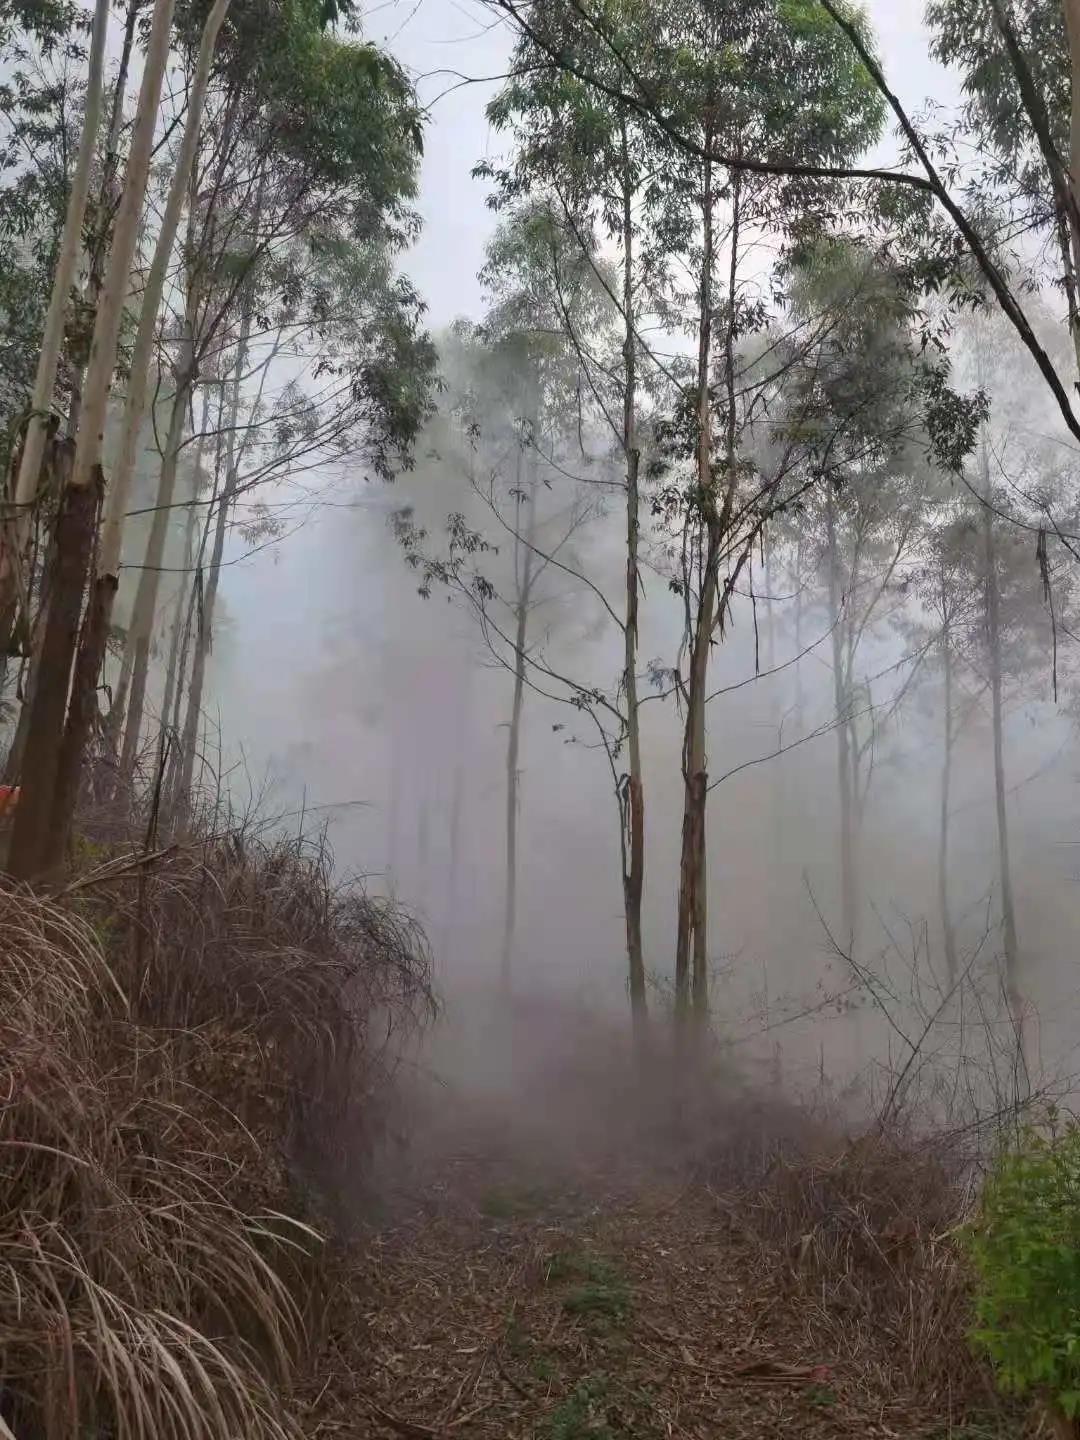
722 1124 1004 1420
0 829 434 1439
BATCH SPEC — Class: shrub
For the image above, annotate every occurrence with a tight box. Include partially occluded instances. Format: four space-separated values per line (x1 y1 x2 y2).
730 1125 990 1409
965 1121 1080 1423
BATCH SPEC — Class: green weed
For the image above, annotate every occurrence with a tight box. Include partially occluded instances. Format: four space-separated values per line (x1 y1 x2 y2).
480 1183 550 1219
545 1250 630 1328
543 1376 616 1440
964 1120 1080 1423
531 1353 555 1382
562 1279 630 1325
546 1250 621 1286
806 1384 837 1408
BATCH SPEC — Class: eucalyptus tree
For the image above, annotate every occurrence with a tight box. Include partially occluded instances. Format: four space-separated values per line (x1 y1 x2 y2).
481 0 1080 541
903 499 985 986
776 239 949 955
0 0 101 708
961 304 1080 1024
8 0 182 878
480 0 684 1036
50 0 232 860
927 0 1080 376
111 0 426 793
0 0 107 630
0 0 434 877
628 0 885 1032
395 204 617 991
168 231 435 822
479 207 619 986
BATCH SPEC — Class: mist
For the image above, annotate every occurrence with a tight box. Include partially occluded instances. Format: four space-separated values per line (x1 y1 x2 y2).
9 0 1080 1431
201 309 1078 1119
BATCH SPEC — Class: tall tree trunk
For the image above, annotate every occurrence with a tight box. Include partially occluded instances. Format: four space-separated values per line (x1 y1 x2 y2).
6 442 99 878
438 666 470 967
674 147 717 1031
60 0 231 832
619 122 648 1045
117 367 193 781
69 0 178 505
104 642 134 758
440 673 469 967
7 0 178 877
1066 0 1080 295
174 309 252 821
826 487 857 951
0 0 110 631
66 0 140 438
764 544 784 859
1066 0 1080 207
3 512 61 783
163 384 227 806
980 435 1022 1023
500 448 537 992
174 558 214 819
386 713 400 899
88 0 139 300
159 417 206 747
938 570 958 987
681 596 713 1027
793 537 805 731
443 756 465 959
764 542 788 986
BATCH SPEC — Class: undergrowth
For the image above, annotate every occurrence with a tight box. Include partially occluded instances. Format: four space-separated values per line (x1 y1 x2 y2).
964 1119 1080 1433
725 1117 1004 1419
543 1376 617 1440
546 1251 630 1330
0 827 434 1439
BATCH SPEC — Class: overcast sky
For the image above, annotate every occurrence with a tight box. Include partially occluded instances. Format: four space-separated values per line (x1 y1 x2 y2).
359 0 962 329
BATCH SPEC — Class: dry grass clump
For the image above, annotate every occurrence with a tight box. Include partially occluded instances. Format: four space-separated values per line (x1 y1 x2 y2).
0 829 434 1439
727 1124 991 1410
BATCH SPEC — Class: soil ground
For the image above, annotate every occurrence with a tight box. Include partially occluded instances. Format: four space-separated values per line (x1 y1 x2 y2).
303 1114 1010 1440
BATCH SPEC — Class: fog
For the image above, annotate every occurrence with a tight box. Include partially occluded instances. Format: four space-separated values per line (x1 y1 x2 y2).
14 4 1080 1435
154 0 1080 1120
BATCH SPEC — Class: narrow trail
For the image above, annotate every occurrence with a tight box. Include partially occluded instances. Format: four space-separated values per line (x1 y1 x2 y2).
306 1114 962 1440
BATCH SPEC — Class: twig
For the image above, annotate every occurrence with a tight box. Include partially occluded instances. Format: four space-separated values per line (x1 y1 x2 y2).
362 1397 445 1439
493 1345 533 1403
442 1352 486 1425
57 843 180 893
449 1400 492 1429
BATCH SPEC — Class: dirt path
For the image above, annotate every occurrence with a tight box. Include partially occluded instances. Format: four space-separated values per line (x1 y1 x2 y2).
304 1130 972 1440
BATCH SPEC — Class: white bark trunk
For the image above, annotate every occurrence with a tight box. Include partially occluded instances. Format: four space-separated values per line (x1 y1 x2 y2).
980 435 1022 1021
4 0 110 570
98 0 232 578
499 433 537 991
827 490 857 952
69 0 178 496
174 306 252 815
618 123 647 1042
160 395 209 742
117 365 191 777
939 577 958 987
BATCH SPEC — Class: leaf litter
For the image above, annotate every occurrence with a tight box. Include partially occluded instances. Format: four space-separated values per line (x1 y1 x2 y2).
298 1116 1021 1440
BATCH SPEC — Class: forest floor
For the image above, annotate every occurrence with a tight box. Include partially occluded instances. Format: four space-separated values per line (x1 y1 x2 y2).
305 1113 1011 1440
